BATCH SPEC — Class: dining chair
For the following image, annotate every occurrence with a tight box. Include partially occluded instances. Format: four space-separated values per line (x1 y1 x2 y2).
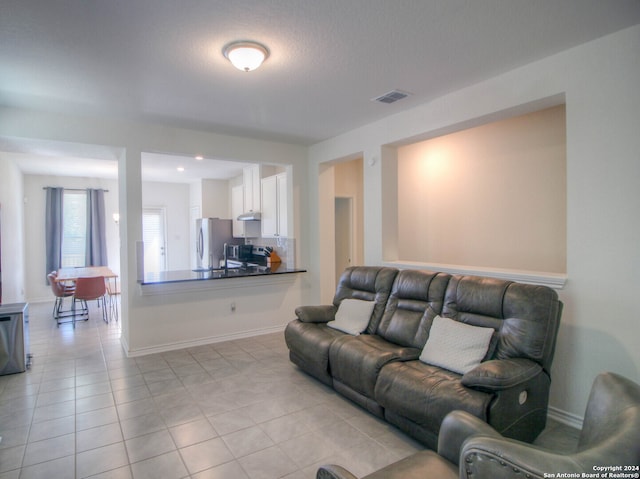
105 277 121 321
72 276 107 327
47 271 82 326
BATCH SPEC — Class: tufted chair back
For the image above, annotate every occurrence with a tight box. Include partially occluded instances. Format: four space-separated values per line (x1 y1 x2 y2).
575 372 640 461
317 372 640 479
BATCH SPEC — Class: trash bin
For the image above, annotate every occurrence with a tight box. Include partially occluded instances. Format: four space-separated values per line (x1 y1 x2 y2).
0 303 30 375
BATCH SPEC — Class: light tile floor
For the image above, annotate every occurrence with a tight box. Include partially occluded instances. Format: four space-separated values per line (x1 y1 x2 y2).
0 301 579 479
0 301 424 479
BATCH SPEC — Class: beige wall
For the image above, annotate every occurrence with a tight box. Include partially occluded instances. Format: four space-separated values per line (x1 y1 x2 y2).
397 105 566 273
334 158 364 268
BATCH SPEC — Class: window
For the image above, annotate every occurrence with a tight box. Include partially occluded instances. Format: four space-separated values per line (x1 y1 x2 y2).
61 190 87 267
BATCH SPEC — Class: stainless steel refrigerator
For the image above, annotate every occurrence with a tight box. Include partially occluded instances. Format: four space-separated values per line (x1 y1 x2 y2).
195 218 233 270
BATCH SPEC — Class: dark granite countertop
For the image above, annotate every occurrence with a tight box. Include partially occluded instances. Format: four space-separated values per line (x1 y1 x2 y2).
139 264 306 285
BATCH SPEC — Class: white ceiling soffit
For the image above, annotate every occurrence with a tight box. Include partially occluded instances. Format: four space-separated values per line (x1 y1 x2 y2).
1 0 639 147
140 152 247 183
0 136 120 179
0 136 120 161
1 136 246 182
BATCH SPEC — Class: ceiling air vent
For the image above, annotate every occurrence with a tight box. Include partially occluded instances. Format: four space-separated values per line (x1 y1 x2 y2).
372 89 411 104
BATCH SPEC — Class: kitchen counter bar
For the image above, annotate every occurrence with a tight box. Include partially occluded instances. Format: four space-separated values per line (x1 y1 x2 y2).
139 265 306 286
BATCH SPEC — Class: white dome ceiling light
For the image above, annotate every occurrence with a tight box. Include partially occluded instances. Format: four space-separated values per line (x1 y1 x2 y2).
223 41 270 72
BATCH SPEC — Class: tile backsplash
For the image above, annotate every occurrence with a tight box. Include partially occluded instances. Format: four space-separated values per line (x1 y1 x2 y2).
246 237 296 268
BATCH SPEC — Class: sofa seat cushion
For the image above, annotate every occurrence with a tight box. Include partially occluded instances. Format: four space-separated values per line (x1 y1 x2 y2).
375 360 492 435
284 320 347 384
329 334 421 399
365 450 457 479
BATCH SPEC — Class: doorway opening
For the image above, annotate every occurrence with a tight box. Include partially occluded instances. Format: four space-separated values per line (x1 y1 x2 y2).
335 197 354 285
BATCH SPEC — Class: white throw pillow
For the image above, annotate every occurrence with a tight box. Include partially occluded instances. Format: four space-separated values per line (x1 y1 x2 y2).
419 315 494 374
327 299 376 335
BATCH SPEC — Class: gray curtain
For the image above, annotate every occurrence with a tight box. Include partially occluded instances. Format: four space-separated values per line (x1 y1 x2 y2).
86 189 108 266
45 187 64 282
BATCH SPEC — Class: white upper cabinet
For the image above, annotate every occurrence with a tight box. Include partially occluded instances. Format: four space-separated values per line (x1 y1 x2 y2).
243 165 261 213
277 173 288 237
261 173 288 238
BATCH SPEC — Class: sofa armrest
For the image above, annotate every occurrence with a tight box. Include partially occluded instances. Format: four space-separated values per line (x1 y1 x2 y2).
316 464 359 479
461 358 542 392
295 305 337 323
461 436 575 479
437 410 502 465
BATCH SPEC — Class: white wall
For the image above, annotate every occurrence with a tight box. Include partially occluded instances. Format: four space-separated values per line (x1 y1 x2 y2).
201 179 230 219
188 179 231 220
22 174 120 302
309 25 640 423
2 24 638 424
0 155 26 303
0 110 310 356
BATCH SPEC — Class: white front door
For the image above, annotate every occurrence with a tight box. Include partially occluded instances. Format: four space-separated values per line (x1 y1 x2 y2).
143 207 167 272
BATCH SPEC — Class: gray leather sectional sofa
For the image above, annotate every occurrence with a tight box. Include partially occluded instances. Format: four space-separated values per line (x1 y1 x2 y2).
285 266 563 449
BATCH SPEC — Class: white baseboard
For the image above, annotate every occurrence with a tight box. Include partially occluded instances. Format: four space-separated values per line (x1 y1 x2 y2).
124 324 286 358
547 405 584 430
119 335 130 357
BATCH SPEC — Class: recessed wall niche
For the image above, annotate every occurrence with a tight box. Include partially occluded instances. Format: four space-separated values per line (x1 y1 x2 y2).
395 105 566 274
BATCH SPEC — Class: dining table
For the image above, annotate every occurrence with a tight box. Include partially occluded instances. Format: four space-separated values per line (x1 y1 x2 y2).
55 266 119 321
55 266 118 282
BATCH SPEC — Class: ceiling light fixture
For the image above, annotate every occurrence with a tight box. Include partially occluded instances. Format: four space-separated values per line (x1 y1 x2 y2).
223 41 269 72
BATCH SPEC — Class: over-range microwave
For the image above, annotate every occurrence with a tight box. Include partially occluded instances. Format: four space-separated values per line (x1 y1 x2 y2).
226 244 253 261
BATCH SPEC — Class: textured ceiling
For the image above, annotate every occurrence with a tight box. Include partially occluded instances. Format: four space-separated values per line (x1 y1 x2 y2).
1 0 640 176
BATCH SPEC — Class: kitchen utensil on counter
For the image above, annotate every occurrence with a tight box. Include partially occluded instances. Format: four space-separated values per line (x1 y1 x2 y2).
266 250 281 265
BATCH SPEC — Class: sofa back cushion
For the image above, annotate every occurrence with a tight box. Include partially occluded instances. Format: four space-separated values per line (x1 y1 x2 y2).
333 266 399 335
375 270 451 348
327 299 376 335
419 315 495 374
441 275 562 372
